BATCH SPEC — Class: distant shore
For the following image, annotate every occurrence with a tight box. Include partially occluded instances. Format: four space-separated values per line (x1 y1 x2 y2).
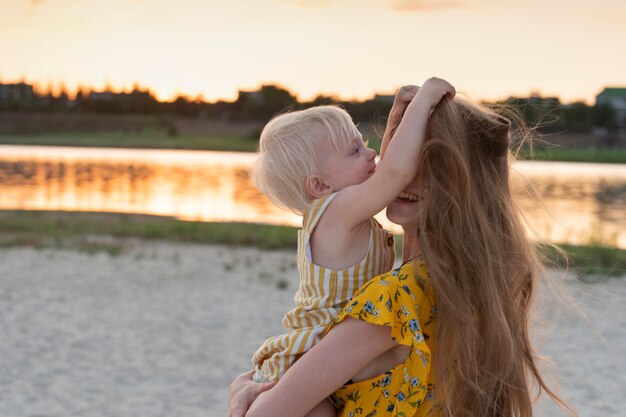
2 132 626 163
0 111 625 162
1 210 625 277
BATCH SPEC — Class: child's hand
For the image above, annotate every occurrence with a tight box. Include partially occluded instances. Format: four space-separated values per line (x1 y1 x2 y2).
413 77 455 110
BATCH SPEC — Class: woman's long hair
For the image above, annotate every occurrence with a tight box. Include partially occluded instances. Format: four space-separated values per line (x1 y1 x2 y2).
415 98 575 417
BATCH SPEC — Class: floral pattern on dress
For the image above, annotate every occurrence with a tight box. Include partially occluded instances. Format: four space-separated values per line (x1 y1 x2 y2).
328 260 440 417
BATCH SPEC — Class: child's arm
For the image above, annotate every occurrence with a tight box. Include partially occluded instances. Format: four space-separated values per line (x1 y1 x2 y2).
380 85 418 160
244 317 398 417
327 77 455 230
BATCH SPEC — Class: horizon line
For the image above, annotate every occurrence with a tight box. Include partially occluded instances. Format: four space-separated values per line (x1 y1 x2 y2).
1 77 621 106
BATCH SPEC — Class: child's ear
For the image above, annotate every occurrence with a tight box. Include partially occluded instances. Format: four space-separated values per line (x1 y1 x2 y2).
305 175 332 199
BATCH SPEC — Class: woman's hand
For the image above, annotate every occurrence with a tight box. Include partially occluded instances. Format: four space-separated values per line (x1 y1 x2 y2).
388 85 420 131
228 370 277 417
381 85 419 158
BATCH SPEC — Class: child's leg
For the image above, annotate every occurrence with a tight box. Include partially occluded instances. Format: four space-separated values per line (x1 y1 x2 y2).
304 398 336 417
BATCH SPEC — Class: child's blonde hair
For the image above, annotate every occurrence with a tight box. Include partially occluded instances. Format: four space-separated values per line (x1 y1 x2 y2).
252 105 360 215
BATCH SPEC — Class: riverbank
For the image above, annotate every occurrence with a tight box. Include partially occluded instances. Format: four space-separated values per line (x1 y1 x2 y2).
0 241 624 417
518 147 626 164
1 210 625 277
2 131 626 163
0 131 386 154
0 132 262 152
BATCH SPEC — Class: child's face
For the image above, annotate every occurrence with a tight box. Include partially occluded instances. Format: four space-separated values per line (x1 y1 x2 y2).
316 132 377 192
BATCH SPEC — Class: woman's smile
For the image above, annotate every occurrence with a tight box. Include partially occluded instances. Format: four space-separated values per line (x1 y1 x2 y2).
396 191 419 203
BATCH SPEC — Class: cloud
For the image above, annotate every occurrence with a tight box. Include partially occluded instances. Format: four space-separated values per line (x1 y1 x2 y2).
21 0 43 17
295 0 329 8
394 0 467 12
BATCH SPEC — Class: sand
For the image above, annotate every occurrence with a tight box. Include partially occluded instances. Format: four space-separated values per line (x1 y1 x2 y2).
0 241 624 417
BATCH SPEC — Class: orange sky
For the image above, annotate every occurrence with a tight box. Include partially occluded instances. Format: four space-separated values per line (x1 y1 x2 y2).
1 0 625 104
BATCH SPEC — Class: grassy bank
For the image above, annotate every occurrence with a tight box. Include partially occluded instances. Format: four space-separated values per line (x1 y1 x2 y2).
3 132 626 163
519 147 626 164
1 210 624 277
0 210 298 250
2 112 624 162
542 243 626 277
0 130 626 164
0 131 261 152
0 131 385 154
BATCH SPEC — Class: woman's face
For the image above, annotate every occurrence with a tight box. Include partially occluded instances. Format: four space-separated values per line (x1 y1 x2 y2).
385 174 425 229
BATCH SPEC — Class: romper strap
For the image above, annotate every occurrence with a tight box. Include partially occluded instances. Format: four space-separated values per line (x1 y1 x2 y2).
302 192 337 233
371 216 383 229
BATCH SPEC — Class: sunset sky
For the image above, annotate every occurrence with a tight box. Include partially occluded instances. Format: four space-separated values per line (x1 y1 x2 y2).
2 0 625 104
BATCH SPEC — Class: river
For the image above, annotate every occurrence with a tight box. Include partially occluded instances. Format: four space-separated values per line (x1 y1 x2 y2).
1 145 625 248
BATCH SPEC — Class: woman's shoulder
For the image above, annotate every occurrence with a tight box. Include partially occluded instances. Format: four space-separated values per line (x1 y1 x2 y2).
344 259 434 319
358 258 431 297
337 258 436 349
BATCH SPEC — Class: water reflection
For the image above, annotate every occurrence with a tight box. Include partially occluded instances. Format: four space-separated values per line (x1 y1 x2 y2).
510 161 626 248
0 146 625 248
0 145 299 226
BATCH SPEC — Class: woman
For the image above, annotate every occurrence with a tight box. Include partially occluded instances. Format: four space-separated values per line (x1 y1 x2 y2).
229 92 576 417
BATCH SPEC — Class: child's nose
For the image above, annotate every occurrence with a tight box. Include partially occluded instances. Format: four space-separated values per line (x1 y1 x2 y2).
367 147 376 159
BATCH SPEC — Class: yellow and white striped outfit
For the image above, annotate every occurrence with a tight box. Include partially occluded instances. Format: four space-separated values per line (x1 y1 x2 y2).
252 193 395 382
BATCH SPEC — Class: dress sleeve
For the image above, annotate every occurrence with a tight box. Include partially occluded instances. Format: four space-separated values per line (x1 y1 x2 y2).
332 265 430 350
327 262 438 415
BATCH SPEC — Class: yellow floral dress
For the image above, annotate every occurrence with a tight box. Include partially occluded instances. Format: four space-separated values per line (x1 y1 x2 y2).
328 259 442 417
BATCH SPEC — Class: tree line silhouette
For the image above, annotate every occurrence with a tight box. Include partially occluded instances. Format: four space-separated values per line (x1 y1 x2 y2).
0 80 619 134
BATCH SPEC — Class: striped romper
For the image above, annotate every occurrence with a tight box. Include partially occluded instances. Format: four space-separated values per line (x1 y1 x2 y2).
252 192 396 382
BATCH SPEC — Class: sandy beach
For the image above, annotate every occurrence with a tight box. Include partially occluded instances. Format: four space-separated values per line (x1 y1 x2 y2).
0 240 624 417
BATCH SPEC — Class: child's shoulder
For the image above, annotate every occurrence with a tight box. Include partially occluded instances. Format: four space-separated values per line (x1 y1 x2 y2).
303 192 338 231
310 192 337 211
307 191 372 234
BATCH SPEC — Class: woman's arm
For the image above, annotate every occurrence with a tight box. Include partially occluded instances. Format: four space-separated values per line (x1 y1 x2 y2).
245 317 398 417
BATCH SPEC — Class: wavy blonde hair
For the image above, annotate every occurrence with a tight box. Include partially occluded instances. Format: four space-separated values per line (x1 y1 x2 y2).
414 97 576 417
252 105 360 215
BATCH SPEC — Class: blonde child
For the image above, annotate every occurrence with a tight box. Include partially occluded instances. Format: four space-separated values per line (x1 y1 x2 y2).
248 78 455 416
